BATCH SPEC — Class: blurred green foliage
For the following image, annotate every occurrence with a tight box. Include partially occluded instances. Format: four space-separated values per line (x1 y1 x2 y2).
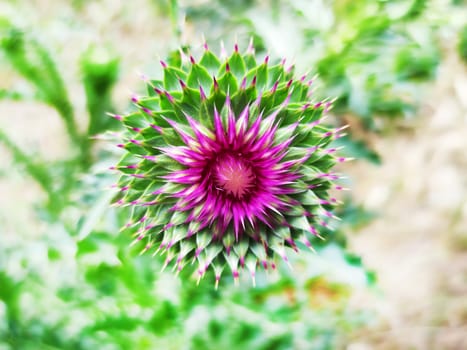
0 27 77 142
0 211 373 349
0 18 119 218
0 0 462 348
183 0 448 163
458 25 467 63
81 47 120 136
185 0 441 127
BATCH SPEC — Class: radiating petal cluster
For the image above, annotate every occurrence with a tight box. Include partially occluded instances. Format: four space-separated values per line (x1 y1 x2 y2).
110 41 348 287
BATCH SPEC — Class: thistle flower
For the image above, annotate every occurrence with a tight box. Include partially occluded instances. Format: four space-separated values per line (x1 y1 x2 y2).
110 41 348 287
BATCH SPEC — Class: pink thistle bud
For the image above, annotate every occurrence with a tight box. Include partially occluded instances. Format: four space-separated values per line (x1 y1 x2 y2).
109 44 349 286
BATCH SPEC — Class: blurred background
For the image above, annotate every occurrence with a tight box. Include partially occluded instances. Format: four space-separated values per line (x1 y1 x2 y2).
0 0 466 349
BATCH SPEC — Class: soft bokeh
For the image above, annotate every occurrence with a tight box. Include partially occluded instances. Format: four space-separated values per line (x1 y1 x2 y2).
0 0 466 349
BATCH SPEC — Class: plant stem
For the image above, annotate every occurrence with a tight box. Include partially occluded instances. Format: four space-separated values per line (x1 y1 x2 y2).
0 128 54 194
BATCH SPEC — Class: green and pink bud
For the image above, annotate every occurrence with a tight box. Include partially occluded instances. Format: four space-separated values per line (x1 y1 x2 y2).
110 41 347 286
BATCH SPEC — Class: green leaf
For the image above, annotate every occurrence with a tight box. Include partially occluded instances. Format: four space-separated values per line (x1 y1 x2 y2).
267 63 287 87
84 263 119 295
0 25 80 148
76 191 114 240
287 215 310 231
394 47 439 80
180 85 202 115
163 66 187 91
227 51 246 80
199 49 221 75
81 47 120 135
243 52 257 71
253 62 268 91
187 63 213 93
217 71 238 95
146 79 163 97
458 25 467 63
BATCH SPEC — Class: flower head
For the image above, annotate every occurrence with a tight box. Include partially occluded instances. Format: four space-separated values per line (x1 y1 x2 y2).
111 41 347 287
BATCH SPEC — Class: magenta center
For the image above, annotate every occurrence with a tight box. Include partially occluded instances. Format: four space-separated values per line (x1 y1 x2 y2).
214 154 255 199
